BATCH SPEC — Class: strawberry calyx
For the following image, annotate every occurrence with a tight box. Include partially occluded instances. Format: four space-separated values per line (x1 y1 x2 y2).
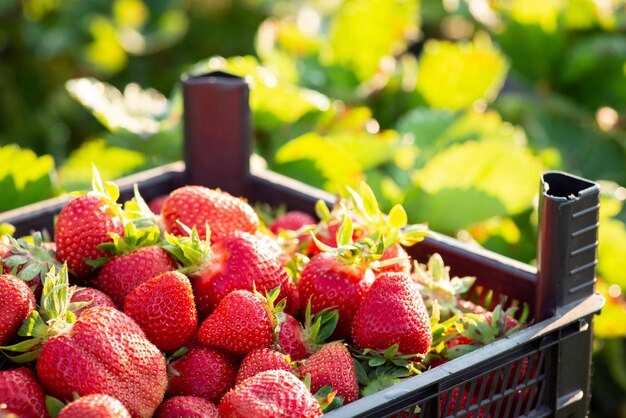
412 253 476 320
161 223 213 276
311 383 343 413
123 184 161 229
344 182 429 248
351 343 423 397
85 223 162 269
255 286 287 345
0 264 89 363
1 231 61 287
287 300 339 356
446 302 529 360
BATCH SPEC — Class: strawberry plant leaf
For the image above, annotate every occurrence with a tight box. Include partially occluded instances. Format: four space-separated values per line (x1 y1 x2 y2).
416 35 509 110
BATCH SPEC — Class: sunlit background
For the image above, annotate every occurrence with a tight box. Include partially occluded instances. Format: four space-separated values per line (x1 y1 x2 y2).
1 0 625 416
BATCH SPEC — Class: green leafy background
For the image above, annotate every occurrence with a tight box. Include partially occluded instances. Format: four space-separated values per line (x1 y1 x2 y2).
1 0 625 415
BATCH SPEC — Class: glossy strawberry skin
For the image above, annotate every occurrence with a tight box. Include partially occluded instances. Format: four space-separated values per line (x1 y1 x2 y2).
218 369 323 418
196 290 274 356
36 307 167 418
95 245 178 308
192 232 298 320
298 252 375 339
236 347 293 384
161 186 259 242
57 394 132 418
0 368 49 418
278 313 308 361
154 396 218 418
54 193 124 278
70 287 116 317
299 341 359 405
0 273 36 346
123 271 198 353
167 347 238 403
352 272 432 357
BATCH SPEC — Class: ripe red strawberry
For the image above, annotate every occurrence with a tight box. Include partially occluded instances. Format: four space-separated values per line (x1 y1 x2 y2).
196 289 281 356
0 368 49 418
95 245 178 308
161 185 259 242
440 386 490 418
236 347 293 384
54 170 125 278
278 313 308 361
0 273 35 346
164 229 298 320
166 347 238 403
147 194 168 215
298 251 375 339
278 305 339 361
70 286 116 316
123 271 197 352
57 394 132 418
352 272 432 357
299 342 359 405
0 266 168 418
154 396 218 418
269 211 316 239
218 369 323 418
36 306 167 418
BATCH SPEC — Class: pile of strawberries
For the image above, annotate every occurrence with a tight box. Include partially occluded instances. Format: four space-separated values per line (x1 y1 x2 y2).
0 169 527 418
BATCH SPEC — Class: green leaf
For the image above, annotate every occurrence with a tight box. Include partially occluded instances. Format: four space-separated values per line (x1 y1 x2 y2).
368 357 386 367
273 132 363 193
0 145 54 212
413 140 545 214
65 78 170 136
404 187 507 233
416 35 509 110
57 139 146 192
327 0 419 82
17 263 42 282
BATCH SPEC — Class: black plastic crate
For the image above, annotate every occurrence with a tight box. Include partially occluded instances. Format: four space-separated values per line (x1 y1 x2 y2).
0 73 604 418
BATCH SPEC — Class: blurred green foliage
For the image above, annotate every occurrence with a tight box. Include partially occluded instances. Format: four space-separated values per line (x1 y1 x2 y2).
1 0 626 416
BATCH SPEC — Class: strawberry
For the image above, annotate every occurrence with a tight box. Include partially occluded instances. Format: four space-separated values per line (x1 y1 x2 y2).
196 289 282 356
277 305 339 361
236 347 293 384
124 271 198 353
298 251 375 339
161 185 259 242
440 386 490 418
154 396 218 418
299 342 359 405
95 245 178 308
0 368 49 418
166 347 238 403
93 223 178 308
269 211 316 248
54 168 125 278
164 228 297 320
1 265 167 418
69 286 116 316
57 394 132 418
277 313 308 361
0 273 35 346
147 195 168 215
218 369 323 418
1 231 60 299
352 272 432 357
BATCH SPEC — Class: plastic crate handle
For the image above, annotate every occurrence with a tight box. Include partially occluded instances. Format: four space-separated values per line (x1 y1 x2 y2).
536 171 600 320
